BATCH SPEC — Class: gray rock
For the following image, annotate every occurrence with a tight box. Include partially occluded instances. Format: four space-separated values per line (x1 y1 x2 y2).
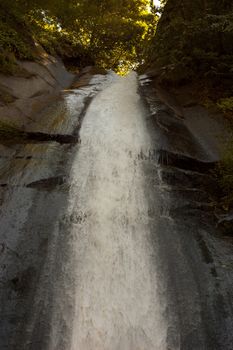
0 54 74 131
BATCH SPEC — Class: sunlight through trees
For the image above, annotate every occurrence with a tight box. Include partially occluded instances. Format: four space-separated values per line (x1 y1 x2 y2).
0 0 158 74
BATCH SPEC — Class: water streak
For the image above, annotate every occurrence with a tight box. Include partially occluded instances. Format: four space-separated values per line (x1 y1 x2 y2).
68 72 167 349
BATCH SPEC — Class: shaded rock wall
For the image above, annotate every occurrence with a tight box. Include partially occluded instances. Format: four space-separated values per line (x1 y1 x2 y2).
139 74 233 349
139 74 230 163
0 54 74 131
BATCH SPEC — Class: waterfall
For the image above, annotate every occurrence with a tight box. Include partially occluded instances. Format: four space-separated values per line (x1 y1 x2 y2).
67 72 167 349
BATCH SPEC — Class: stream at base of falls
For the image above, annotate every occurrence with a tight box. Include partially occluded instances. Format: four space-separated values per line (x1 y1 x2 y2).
0 71 233 350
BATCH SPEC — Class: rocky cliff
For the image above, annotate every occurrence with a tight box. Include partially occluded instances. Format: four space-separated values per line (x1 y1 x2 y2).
0 52 74 131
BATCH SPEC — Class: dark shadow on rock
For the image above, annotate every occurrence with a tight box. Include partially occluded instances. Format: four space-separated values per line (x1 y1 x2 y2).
26 132 78 144
26 176 67 191
157 149 217 173
10 267 36 296
159 166 219 195
0 131 79 145
217 212 233 236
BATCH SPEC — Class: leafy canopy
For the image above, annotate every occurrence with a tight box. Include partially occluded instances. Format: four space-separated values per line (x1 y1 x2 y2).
0 0 158 73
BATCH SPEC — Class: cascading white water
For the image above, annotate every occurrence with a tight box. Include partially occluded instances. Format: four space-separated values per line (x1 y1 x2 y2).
67 72 167 350
1 61 232 350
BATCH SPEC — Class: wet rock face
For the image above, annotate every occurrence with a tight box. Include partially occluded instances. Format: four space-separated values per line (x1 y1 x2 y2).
140 73 225 222
157 149 217 173
0 71 120 350
10 267 36 295
217 212 233 236
140 74 233 350
0 70 232 350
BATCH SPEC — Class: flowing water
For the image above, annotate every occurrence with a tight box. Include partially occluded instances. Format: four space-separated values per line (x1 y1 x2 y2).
68 72 167 349
1 71 233 350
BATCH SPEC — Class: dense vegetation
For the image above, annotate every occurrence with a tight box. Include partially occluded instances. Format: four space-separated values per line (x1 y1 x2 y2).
0 0 157 74
1 0 233 91
148 0 233 95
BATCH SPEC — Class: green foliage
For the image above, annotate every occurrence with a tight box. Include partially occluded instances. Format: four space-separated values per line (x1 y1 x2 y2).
0 52 18 75
0 22 34 60
0 1 37 73
0 0 158 74
217 97 233 113
148 0 233 86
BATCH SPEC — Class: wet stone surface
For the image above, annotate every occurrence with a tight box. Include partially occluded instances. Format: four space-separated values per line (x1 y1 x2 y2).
0 72 114 350
0 71 232 350
140 74 233 350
